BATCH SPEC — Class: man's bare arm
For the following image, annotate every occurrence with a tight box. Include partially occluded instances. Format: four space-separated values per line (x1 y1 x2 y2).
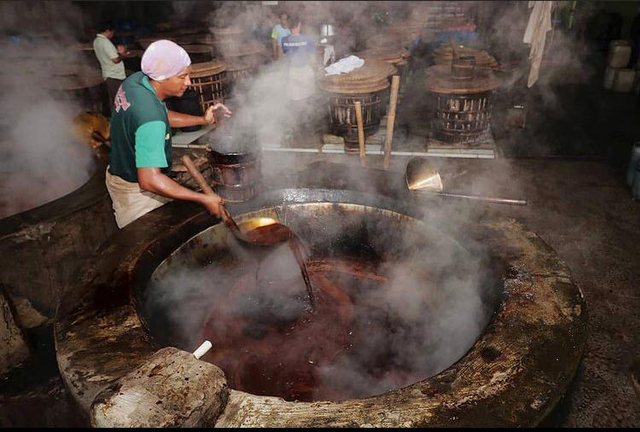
137 167 222 217
167 103 232 128
111 45 131 64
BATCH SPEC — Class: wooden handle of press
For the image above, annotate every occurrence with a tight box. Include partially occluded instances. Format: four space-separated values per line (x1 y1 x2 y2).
354 100 366 166
181 155 215 196
383 75 401 170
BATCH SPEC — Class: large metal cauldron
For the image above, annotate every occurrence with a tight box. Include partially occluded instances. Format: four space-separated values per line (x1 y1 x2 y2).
140 198 505 403
55 176 587 427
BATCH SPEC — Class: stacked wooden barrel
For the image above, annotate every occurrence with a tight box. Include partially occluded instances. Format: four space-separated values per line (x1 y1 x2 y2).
189 59 227 114
318 60 396 154
357 46 410 109
424 58 501 146
433 45 498 69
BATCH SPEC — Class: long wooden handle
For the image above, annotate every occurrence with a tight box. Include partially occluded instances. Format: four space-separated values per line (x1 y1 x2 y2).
383 75 401 170
181 155 240 231
181 155 215 196
354 100 366 166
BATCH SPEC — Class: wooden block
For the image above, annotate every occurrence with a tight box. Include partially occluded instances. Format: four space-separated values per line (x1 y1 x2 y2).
91 347 229 428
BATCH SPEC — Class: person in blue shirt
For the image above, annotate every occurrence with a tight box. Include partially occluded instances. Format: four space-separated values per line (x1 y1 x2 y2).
281 16 317 101
271 12 290 60
281 16 318 146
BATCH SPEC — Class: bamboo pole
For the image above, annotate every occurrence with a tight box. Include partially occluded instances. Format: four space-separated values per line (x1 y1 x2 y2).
383 75 401 170
354 100 366 166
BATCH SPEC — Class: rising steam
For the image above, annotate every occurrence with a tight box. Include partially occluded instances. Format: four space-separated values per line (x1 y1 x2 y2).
0 1 95 219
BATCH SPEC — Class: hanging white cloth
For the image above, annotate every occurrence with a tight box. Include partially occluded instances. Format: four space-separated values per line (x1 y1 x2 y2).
523 1 553 88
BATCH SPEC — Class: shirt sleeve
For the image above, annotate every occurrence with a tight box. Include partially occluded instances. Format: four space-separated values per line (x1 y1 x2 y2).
271 26 279 40
106 40 118 60
135 121 169 168
94 38 118 62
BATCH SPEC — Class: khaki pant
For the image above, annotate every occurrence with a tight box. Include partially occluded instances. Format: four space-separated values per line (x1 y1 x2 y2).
105 167 172 229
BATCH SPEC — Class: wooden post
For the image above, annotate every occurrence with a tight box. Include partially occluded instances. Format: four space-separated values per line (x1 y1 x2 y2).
383 75 401 170
354 101 366 166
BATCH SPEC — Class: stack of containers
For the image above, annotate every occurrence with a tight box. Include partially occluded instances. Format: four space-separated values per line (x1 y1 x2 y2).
603 40 635 93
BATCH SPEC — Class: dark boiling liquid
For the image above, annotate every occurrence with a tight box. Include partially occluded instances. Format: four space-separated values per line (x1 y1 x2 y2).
241 224 317 311
198 222 428 402
198 259 386 402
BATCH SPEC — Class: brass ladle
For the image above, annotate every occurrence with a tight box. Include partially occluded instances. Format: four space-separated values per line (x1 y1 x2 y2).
181 155 317 310
405 157 527 206
181 155 294 245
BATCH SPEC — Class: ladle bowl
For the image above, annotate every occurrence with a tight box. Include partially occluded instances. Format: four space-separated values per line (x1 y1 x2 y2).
405 157 527 206
233 215 294 247
405 157 444 192
182 155 295 247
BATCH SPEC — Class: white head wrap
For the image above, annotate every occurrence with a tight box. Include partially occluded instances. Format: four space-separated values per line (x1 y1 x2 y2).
141 39 191 81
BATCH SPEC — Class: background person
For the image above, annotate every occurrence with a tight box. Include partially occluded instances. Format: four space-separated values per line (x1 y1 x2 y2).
271 12 291 60
93 22 131 115
281 16 319 146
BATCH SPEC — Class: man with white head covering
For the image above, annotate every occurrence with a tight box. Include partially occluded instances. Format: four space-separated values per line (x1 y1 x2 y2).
106 39 232 229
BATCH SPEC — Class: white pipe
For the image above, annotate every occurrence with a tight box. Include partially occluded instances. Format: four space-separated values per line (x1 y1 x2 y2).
193 340 212 359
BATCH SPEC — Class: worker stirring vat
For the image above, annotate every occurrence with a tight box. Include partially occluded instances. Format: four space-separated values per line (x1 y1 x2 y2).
105 39 232 228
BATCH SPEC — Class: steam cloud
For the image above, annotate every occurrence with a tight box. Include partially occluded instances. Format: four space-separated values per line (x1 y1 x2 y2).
0 1 95 219
136 0 599 402
143 209 498 401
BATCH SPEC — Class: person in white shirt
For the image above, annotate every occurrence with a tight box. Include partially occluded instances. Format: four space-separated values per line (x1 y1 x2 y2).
93 23 131 115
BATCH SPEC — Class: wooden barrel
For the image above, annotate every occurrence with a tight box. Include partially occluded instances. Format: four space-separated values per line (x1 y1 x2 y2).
208 149 261 203
433 46 498 69
318 60 395 154
326 93 384 154
204 127 261 203
358 47 410 112
433 92 492 145
182 44 213 63
189 60 227 113
424 65 501 146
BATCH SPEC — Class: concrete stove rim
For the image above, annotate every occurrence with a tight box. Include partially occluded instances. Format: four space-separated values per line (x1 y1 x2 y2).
54 187 587 427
